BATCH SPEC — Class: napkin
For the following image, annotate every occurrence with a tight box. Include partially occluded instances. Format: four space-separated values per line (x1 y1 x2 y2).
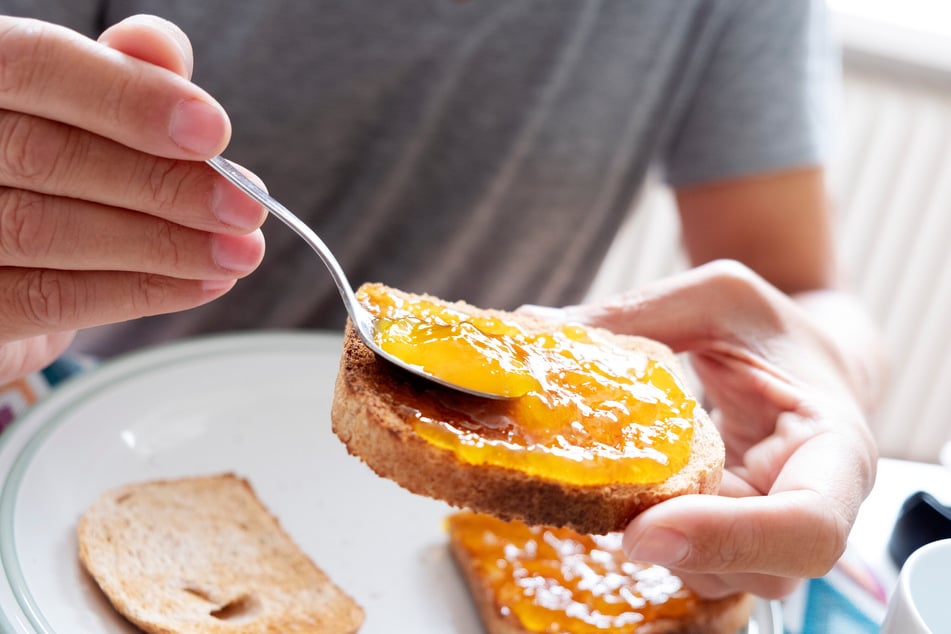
0 355 93 435
783 544 885 634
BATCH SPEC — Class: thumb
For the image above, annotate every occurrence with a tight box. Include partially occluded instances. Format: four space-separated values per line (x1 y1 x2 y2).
621 491 846 578
551 261 787 354
98 14 194 79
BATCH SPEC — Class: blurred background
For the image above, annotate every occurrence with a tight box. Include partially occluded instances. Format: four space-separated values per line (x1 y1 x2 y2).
586 0 951 464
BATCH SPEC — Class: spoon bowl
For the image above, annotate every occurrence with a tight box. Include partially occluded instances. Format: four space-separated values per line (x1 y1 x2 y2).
207 155 510 400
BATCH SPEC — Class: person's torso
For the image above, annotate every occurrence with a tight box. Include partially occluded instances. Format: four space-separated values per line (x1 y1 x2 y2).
13 1 744 353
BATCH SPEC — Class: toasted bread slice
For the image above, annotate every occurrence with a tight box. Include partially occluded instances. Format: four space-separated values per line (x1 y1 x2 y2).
77 474 364 634
332 286 723 534
446 511 755 634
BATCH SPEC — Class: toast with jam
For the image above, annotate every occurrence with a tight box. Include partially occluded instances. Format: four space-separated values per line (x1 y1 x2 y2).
331 284 723 535
446 511 754 634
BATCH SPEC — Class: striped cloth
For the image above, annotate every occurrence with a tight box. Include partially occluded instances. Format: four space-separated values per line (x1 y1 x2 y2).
0 357 93 436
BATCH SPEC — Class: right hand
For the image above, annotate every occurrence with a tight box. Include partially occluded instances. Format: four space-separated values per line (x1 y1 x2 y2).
538 261 878 599
0 15 267 382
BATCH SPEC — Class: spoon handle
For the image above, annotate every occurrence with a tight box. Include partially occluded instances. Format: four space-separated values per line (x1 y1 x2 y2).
207 156 508 400
206 155 365 327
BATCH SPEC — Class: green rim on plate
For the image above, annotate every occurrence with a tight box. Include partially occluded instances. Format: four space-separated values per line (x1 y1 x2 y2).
0 332 339 633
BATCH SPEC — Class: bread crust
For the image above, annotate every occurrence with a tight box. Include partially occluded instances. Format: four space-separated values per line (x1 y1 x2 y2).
77 474 364 634
332 289 724 534
448 528 756 634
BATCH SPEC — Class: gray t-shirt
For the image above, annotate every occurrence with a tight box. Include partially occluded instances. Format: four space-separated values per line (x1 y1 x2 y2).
1 0 836 357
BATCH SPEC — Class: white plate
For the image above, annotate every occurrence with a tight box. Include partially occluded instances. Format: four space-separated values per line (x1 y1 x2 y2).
0 331 780 633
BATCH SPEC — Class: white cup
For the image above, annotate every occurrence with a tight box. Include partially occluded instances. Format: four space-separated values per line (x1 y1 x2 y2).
880 538 951 633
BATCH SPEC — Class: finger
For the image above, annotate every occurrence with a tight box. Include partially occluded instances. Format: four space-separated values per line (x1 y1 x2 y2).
671 569 801 600
718 470 762 498
691 351 803 438
559 260 787 352
0 189 264 279
0 113 265 233
0 16 228 158
0 332 75 384
0 269 236 342
97 14 194 78
767 420 877 524
621 490 848 579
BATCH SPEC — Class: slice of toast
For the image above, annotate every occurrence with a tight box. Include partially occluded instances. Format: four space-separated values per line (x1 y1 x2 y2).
446 511 755 634
332 285 724 535
77 474 364 634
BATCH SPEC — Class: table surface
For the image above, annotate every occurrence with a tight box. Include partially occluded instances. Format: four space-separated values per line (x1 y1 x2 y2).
853 457 951 578
828 456 951 624
4 339 950 633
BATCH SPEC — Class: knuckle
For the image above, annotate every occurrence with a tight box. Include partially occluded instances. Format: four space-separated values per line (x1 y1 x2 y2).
0 20 49 97
135 156 197 214
712 517 762 570
14 269 79 328
96 71 136 128
129 273 174 316
0 188 51 261
802 506 849 577
704 259 761 295
0 114 59 184
144 220 186 272
0 113 86 188
702 259 784 327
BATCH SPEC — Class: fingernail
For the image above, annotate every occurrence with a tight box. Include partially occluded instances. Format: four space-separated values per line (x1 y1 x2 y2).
212 178 266 230
211 231 264 273
624 527 689 565
169 99 227 155
202 279 236 292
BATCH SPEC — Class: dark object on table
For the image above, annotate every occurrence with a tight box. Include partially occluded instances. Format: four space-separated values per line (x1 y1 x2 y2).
887 490 951 568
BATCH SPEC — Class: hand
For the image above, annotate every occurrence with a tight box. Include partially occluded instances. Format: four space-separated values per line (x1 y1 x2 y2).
0 15 267 382
544 260 878 599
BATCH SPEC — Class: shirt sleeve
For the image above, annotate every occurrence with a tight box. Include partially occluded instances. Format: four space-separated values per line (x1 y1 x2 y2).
662 0 839 188
0 0 105 36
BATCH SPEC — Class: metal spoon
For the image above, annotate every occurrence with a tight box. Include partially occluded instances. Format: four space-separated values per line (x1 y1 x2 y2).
206 155 509 400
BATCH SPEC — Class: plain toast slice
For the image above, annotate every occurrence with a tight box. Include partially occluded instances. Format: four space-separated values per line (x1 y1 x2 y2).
77 474 364 634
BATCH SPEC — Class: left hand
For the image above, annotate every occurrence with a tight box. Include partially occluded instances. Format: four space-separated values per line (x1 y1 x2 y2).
535 260 878 599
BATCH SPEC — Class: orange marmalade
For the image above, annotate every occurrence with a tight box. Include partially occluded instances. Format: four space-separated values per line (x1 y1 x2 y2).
357 283 697 486
447 512 697 632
